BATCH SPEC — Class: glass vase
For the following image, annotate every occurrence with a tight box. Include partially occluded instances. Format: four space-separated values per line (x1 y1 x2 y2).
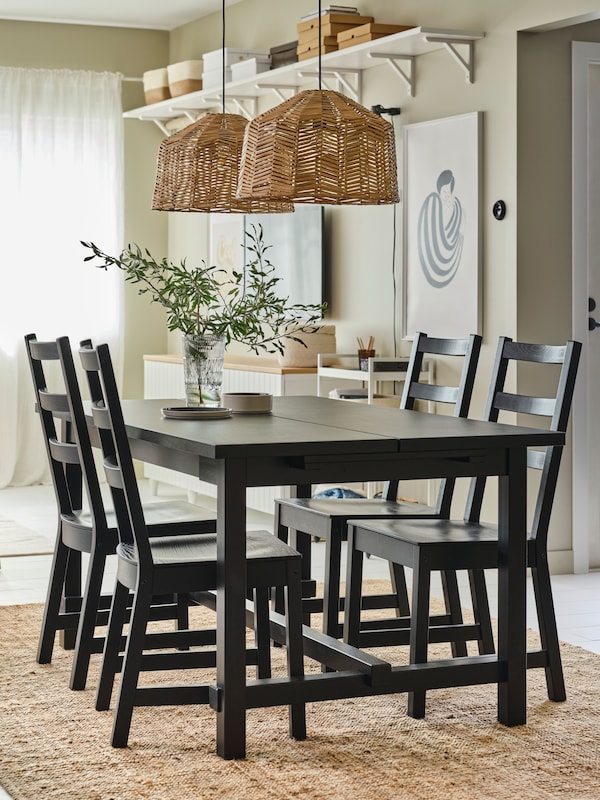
182 333 226 406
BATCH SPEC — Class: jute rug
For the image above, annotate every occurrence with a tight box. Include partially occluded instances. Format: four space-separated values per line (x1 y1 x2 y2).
0 585 598 800
0 515 53 557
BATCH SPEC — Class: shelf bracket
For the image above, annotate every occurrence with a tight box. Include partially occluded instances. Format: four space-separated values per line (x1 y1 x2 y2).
425 36 476 83
176 109 202 122
254 83 300 102
297 67 362 103
226 95 258 120
368 53 415 97
151 119 170 136
206 93 257 120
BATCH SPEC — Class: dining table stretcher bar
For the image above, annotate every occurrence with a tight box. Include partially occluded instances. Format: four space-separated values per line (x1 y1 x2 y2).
239 655 502 708
268 609 392 686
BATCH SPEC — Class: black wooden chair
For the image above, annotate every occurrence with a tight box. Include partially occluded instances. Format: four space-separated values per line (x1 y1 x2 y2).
343 337 581 719
25 333 217 691
80 341 305 748
274 332 482 639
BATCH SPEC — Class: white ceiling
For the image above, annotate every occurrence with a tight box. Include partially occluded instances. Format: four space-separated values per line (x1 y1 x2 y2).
0 0 247 31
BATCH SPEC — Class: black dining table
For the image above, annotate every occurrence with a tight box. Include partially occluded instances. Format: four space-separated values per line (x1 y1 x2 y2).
111 394 564 759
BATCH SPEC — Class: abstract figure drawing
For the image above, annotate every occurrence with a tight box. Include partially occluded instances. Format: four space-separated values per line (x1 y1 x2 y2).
417 169 464 288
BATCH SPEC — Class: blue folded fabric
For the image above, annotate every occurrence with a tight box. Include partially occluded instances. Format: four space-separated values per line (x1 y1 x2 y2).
312 487 365 499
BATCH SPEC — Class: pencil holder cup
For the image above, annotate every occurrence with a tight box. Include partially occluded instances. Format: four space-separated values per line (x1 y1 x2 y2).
358 349 375 371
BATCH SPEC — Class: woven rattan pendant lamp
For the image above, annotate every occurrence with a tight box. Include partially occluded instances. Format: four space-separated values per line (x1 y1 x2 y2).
236 2 399 205
151 2 293 213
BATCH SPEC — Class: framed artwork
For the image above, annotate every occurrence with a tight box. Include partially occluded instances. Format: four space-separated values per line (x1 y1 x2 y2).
402 112 482 339
209 214 244 283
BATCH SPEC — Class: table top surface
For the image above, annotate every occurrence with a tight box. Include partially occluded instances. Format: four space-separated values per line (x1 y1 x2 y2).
118 396 565 460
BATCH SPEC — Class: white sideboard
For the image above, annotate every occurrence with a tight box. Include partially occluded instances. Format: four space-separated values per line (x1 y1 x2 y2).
143 354 319 514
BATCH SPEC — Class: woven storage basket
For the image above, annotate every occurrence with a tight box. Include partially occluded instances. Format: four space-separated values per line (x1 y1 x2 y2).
143 67 170 105
237 89 399 205
152 113 294 213
167 60 203 97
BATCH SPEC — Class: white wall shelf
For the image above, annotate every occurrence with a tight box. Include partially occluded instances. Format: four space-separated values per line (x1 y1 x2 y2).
124 27 485 131
317 353 432 404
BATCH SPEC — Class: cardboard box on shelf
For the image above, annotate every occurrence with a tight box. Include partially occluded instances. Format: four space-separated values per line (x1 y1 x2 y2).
297 34 339 51
269 41 299 69
230 56 271 82
337 22 415 49
202 47 270 71
202 67 233 90
297 40 339 61
297 12 373 35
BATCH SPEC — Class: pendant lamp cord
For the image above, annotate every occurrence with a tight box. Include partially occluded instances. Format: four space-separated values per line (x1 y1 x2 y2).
222 0 226 111
318 0 322 89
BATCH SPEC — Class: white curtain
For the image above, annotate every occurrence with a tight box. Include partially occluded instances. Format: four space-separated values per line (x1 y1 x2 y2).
0 68 124 487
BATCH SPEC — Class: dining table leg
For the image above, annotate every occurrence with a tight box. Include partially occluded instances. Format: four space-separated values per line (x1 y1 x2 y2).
215 457 248 759
497 445 528 725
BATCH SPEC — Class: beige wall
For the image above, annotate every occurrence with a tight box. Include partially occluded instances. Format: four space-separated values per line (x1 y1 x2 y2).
3 1 600 568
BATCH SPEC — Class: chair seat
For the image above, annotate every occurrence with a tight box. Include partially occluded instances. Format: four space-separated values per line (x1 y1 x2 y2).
118 529 300 567
351 517 541 566
142 499 216 527
348 517 511 570
278 495 435 522
354 517 502 545
61 500 215 552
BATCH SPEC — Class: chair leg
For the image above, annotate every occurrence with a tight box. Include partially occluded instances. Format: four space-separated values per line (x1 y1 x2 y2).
531 562 566 702
111 586 153 748
95 580 129 711
253 586 272 679
176 593 190 630
388 561 411 617
69 549 108 690
288 527 315 628
441 570 468 657
37 533 71 664
468 569 495 655
408 554 431 719
342 526 364 649
273 507 287 619
323 524 342 639
61 548 83 650
285 561 306 740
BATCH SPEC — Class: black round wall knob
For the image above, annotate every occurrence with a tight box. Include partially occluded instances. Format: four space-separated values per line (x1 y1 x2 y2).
493 200 506 220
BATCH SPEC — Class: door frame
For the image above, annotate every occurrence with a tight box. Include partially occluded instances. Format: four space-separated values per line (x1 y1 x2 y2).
571 41 600 573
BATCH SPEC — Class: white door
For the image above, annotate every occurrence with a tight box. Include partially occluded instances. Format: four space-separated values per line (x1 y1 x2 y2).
572 42 600 572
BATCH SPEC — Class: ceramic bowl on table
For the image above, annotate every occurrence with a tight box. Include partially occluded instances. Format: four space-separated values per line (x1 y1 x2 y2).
221 392 273 414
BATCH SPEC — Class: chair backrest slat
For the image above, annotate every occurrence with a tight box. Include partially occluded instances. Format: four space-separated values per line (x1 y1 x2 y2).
49 438 80 466
527 449 545 471
79 341 150 564
38 390 70 415
25 333 81 516
103 456 125 491
55 336 111 535
383 332 482 516
494 391 557 417
464 336 581 550
409 383 459 405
